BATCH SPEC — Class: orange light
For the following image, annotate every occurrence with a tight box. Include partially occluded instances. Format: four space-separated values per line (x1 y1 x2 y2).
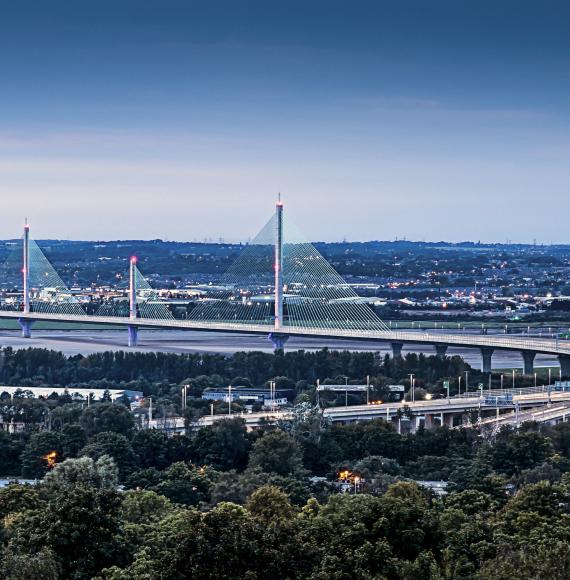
42 451 57 469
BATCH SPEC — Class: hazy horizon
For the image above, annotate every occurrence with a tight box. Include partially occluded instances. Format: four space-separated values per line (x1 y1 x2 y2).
1 1 569 244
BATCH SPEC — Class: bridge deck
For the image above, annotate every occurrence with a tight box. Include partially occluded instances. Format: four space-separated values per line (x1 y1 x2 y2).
2 310 570 356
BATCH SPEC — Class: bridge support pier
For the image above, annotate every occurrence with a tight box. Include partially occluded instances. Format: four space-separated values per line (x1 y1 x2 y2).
18 318 34 339
559 355 570 379
128 325 138 348
268 332 288 351
480 347 494 373
443 413 455 428
435 344 448 358
391 342 404 359
522 351 536 375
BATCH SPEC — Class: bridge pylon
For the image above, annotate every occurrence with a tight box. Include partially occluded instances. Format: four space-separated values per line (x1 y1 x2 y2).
128 255 138 347
18 220 34 338
269 196 288 351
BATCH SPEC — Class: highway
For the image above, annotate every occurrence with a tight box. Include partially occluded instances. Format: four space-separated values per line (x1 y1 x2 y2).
479 403 570 428
149 389 570 432
3 310 570 361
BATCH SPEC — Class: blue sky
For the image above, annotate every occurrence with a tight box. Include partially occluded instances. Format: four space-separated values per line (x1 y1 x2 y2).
0 1 569 242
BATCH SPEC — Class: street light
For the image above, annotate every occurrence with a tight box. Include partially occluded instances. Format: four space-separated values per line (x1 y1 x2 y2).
458 375 462 397
465 371 469 393
409 374 415 403
512 369 516 390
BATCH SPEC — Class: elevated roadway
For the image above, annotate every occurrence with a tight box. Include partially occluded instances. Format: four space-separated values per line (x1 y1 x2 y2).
4 310 570 374
151 389 570 433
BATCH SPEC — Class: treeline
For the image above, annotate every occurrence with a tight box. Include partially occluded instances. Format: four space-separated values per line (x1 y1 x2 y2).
0 346 473 396
3 414 570 578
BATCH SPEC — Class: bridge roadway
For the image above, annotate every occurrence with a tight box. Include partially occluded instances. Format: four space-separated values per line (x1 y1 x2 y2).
479 402 570 429
4 310 570 374
152 391 570 432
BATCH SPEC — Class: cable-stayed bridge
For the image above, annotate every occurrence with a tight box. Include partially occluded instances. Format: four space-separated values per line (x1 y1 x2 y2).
2 203 570 375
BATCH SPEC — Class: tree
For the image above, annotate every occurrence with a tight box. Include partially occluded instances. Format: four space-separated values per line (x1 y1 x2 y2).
80 403 134 437
120 489 174 525
20 432 63 478
191 418 251 471
41 456 118 494
249 430 305 477
6 486 126 579
151 462 217 506
245 485 295 523
0 483 42 520
80 432 138 480
60 424 88 458
131 429 171 470
0 431 25 476
210 466 312 507
1 548 60 580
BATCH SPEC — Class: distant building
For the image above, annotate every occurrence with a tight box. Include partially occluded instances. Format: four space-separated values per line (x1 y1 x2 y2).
201 386 291 407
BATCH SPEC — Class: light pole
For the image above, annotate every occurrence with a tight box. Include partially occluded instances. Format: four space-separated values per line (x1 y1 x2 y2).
458 375 462 397
534 372 537 388
501 374 504 392
409 374 415 403
465 371 469 393
228 384 232 416
512 369 516 389
366 375 370 405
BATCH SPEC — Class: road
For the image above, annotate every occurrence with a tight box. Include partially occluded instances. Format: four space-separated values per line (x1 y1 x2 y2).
0 328 560 369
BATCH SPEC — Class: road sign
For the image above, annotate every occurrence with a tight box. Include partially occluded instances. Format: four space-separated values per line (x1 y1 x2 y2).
316 385 368 392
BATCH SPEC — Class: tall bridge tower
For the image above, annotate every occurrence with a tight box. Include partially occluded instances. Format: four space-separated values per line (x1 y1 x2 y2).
128 255 138 347
269 196 288 350
19 220 33 338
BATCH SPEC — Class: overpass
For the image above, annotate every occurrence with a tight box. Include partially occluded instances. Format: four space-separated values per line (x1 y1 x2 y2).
150 387 570 433
2 204 570 375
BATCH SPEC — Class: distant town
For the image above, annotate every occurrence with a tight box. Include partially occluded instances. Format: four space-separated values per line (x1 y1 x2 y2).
2 238 570 327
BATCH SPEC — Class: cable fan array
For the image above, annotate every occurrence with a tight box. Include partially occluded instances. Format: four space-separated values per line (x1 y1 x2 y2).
188 212 391 333
0 238 85 316
282 217 390 332
95 261 173 320
188 215 276 325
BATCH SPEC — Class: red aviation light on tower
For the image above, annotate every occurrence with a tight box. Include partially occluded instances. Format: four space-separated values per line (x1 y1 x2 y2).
130 256 138 265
